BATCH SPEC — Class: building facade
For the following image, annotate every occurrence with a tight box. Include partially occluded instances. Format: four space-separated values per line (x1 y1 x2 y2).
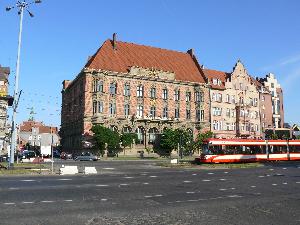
0 65 13 154
61 35 210 153
19 120 60 149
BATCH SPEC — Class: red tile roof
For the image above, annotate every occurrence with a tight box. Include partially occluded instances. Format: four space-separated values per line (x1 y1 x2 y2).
85 39 206 83
202 69 229 90
20 121 58 134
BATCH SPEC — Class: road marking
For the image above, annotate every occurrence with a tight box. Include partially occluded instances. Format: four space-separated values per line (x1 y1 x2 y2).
149 176 157 178
119 184 129 186
227 195 242 198
140 174 148 176
101 199 107 201
208 172 214 175
251 185 256 188
266 175 271 177
144 196 152 198
41 201 55 203
186 192 195 194
63 200 73 202
187 199 198 202
272 184 278 186
183 180 192 183
296 182 300 184
219 189 227 191
22 201 34 204
96 184 109 187
258 176 265 178
103 168 115 170
143 183 149 185
124 177 134 179
4 202 15 205
219 178 227 181
155 194 163 197
202 179 211 182
192 174 197 176
282 168 287 170
230 187 236 190
9 187 20 190
210 197 224 200
21 180 35 182
58 179 72 181
283 182 288 185
224 171 229 174
269 169 274 171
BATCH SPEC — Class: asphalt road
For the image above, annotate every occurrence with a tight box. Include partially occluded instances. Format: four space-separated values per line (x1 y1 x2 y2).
0 161 300 225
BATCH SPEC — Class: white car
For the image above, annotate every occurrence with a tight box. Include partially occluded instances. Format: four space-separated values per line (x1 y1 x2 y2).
74 152 98 161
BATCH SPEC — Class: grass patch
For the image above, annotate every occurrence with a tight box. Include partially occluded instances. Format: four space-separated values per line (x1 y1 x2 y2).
0 162 48 175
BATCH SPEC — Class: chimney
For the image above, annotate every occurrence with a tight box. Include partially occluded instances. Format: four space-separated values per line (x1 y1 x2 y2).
187 48 194 58
112 33 117 50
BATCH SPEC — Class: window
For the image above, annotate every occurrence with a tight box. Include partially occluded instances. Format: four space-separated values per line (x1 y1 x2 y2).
262 113 265 119
163 107 168 118
262 96 265 101
226 108 230 117
195 91 202 102
212 107 222 116
196 109 204 121
98 81 103 92
271 83 274 88
174 89 180 101
175 108 180 119
150 106 156 118
162 88 168 100
253 98 258 107
186 109 191 119
214 93 222 102
124 104 130 116
93 101 97 114
137 85 144 97
137 105 143 117
212 120 222 130
186 91 191 102
124 83 130 96
249 98 253 106
150 87 156 98
231 95 235 104
212 79 218 85
98 101 103 113
109 102 116 115
226 94 230 103
109 83 117 95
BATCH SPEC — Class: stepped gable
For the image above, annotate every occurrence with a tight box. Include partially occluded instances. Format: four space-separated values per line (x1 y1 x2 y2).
85 39 206 83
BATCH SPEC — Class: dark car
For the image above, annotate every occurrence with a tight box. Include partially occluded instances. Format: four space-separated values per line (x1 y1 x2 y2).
60 152 73 160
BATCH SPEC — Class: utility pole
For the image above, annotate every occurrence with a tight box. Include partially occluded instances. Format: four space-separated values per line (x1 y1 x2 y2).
6 1 42 169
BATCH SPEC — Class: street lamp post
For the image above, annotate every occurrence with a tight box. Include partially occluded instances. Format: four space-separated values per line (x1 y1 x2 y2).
6 1 42 168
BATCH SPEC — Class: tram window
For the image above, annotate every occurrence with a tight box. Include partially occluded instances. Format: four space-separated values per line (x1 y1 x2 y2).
290 145 300 153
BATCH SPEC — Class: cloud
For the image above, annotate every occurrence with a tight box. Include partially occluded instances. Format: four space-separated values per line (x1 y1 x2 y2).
261 53 300 71
281 67 300 92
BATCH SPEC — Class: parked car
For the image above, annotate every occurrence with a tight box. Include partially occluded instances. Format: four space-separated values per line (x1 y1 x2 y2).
20 150 36 159
60 152 73 160
74 152 98 161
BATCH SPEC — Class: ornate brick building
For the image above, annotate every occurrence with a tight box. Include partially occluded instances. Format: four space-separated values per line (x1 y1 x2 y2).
61 35 210 153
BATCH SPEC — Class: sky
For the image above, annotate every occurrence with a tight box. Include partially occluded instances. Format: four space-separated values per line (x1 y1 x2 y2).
0 0 300 127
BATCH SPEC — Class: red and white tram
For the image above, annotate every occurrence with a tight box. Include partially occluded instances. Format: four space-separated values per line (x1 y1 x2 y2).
195 138 300 163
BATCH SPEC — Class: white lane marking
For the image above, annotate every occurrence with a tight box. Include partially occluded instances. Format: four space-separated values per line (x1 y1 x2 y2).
22 201 34 204
21 180 35 182
9 187 20 190
41 201 55 203
254 193 261 195
124 177 134 179
219 189 227 191
258 176 265 178
140 174 148 176
266 175 271 177
119 183 129 186
192 174 197 176
202 179 211 182
296 182 300 184
187 199 198 202
208 172 214 175
144 196 152 198
210 196 224 200
64 200 73 202
4 202 15 205
155 194 163 197
251 186 256 188
230 187 236 190
149 176 157 178
269 169 274 171
283 182 288 185
186 192 195 194
183 180 192 183
224 171 229 174
272 184 278 186
143 183 149 185
227 195 243 198
103 168 115 170
282 168 287 170
101 199 107 201
96 184 109 187
219 178 227 181
58 179 72 181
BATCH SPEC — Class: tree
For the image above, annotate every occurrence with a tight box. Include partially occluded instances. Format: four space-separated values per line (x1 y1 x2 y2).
121 133 138 155
91 125 121 157
194 131 214 154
